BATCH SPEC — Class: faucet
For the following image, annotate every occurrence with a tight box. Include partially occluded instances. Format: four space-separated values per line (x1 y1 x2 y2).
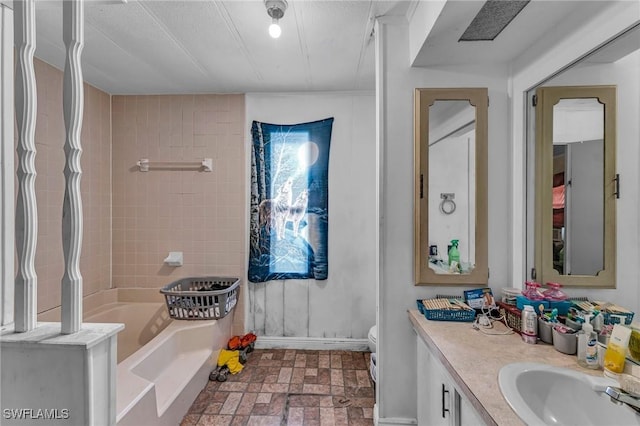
605 386 640 414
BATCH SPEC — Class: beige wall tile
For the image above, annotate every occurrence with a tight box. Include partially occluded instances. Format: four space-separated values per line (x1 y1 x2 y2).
17 63 244 332
21 59 111 314
111 94 246 331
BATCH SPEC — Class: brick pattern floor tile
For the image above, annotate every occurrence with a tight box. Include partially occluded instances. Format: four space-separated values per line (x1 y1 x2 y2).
182 349 375 426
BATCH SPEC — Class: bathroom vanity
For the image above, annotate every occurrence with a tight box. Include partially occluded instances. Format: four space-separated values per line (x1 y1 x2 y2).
416 333 484 425
409 309 610 425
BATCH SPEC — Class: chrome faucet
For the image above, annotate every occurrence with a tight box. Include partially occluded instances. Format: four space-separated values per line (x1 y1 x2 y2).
605 386 640 414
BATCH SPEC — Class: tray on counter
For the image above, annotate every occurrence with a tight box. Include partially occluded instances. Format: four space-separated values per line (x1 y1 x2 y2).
416 299 476 322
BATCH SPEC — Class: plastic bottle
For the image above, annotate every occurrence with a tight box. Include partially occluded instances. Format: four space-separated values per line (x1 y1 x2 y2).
577 329 587 365
521 305 538 344
585 329 600 369
578 314 599 369
603 324 632 378
448 240 460 267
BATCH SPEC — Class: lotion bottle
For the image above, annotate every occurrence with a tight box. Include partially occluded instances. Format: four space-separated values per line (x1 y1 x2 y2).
521 305 537 344
603 324 632 378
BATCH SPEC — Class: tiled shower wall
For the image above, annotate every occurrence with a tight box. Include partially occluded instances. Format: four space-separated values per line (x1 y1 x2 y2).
26 58 112 313
111 94 246 331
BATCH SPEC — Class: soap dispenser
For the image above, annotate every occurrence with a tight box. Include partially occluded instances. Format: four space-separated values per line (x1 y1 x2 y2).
578 314 599 369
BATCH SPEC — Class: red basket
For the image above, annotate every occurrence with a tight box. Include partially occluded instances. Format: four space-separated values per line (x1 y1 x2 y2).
497 301 522 334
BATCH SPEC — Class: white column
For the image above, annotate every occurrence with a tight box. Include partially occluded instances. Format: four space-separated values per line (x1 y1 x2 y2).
61 0 85 335
13 0 37 333
1 4 15 328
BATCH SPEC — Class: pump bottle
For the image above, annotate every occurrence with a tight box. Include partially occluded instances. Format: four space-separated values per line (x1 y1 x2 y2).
578 314 599 369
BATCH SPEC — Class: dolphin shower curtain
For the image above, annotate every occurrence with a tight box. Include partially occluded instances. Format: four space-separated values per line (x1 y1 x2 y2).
248 118 333 283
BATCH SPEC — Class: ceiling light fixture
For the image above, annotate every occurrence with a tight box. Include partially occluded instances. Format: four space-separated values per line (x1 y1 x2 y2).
265 0 287 39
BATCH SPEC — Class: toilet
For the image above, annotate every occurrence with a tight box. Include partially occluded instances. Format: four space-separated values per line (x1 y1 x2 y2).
368 325 377 353
368 325 377 383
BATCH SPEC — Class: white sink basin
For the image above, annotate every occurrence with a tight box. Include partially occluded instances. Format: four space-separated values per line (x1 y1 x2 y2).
499 362 640 425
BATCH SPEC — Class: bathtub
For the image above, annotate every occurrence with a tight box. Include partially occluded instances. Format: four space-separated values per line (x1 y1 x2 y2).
39 293 232 426
95 303 231 426
84 302 173 363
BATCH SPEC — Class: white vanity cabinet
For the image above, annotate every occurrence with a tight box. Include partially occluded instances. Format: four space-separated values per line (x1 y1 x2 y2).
416 334 485 426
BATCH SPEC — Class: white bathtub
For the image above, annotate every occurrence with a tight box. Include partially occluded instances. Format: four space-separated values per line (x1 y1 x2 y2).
37 290 234 425
90 302 231 426
85 302 173 363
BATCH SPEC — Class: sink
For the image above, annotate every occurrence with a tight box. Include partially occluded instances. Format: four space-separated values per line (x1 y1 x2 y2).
499 362 640 425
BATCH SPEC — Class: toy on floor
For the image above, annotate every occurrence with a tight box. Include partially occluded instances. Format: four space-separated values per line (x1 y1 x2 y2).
209 333 257 382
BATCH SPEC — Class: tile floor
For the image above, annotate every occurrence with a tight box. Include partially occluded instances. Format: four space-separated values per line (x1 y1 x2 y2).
181 349 375 426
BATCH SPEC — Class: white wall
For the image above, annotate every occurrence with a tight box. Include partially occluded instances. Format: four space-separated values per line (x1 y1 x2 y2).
375 18 510 422
407 0 446 65
244 92 376 341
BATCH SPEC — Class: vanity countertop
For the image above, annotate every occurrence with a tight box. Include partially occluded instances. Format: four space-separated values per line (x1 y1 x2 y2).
408 309 605 426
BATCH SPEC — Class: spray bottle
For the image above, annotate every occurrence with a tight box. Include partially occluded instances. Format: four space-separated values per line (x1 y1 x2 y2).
448 239 460 269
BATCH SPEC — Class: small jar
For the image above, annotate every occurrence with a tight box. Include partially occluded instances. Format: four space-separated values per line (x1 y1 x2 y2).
501 287 520 305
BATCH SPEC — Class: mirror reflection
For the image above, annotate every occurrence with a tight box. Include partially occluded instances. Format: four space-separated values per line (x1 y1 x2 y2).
551 98 604 275
532 84 616 288
428 100 476 275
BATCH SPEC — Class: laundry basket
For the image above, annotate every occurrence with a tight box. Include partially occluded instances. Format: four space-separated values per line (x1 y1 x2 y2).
160 276 240 320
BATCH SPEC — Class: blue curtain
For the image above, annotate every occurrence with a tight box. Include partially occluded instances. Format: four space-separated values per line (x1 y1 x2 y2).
248 118 333 283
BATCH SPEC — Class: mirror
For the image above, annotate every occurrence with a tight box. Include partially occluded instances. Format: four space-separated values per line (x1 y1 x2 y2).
552 98 604 275
534 86 616 287
527 21 640 289
428 101 476 274
414 88 488 285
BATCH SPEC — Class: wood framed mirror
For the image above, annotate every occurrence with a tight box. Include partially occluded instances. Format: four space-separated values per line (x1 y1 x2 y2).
414 88 488 285
534 85 617 288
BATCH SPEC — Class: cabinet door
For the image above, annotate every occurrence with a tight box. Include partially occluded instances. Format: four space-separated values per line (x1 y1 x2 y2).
428 350 455 426
417 336 454 426
456 390 484 426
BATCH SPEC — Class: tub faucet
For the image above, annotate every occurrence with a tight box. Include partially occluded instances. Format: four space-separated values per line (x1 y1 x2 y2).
605 386 640 414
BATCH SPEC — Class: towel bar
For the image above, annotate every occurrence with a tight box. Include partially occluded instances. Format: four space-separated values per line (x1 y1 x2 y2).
136 158 212 172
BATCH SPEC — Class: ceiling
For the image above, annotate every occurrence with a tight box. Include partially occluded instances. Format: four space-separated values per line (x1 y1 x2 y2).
410 0 618 67
21 0 625 95
32 0 403 94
